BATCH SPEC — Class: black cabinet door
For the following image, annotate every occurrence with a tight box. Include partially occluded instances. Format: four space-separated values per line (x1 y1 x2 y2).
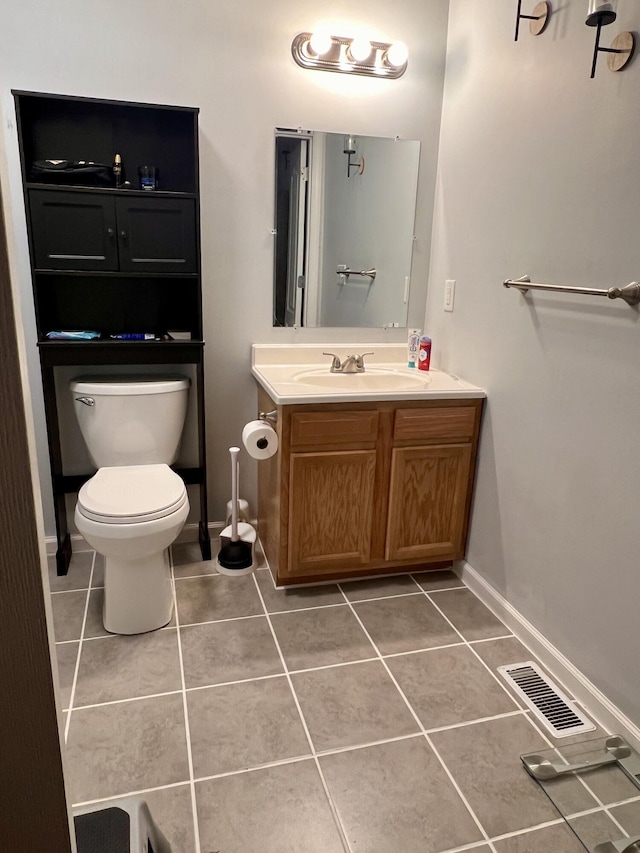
115 196 197 274
30 190 118 271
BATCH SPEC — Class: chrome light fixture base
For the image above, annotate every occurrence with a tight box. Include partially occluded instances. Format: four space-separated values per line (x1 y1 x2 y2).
291 32 408 79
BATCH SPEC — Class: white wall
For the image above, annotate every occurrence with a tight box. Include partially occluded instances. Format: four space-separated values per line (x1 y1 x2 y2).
0 0 449 532
320 134 420 327
427 2 640 724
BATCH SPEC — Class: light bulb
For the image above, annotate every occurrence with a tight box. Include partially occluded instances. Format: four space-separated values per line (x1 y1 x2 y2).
309 30 332 56
348 37 372 63
385 41 408 67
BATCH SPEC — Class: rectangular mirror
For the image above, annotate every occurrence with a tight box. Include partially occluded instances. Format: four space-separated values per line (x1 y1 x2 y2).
273 128 420 328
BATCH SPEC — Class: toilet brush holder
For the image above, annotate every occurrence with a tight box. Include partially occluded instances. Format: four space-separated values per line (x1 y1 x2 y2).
217 446 256 576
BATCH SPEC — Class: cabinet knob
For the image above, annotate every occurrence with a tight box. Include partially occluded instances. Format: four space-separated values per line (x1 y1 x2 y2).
107 227 115 239
120 230 128 241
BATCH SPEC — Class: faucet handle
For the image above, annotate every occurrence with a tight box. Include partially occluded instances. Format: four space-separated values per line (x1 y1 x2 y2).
355 351 374 369
323 351 342 372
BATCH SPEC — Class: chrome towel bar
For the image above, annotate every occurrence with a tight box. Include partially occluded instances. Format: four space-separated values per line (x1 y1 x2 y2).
336 266 377 283
504 275 640 306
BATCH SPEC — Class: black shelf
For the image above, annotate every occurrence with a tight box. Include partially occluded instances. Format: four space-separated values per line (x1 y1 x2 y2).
15 90 209 574
38 339 204 347
26 182 196 199
35 269 199 278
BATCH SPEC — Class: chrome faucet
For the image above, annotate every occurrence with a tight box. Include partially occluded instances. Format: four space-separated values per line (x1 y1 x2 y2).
323 351 374 374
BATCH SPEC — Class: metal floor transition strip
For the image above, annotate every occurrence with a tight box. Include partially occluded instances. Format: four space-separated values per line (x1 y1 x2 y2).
498 661 596 738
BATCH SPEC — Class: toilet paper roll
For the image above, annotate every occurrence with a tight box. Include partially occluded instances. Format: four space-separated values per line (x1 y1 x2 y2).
242 420 279 460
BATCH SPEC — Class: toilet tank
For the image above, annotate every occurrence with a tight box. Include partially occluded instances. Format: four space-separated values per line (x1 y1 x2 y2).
69 375 190 468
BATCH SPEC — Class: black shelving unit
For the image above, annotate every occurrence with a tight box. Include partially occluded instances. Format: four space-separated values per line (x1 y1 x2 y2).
13 90 210 574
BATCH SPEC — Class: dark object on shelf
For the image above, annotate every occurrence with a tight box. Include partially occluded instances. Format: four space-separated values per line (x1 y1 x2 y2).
30 159 113 186
113 153 123 188
14 89 210 575
138 164 158 190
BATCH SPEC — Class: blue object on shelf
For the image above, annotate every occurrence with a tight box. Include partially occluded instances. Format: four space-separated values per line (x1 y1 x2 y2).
46 330 101 340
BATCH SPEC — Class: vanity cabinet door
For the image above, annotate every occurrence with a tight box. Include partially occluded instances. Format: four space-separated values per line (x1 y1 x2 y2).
287 450 377 575
385 444 473 562
30 190 119 271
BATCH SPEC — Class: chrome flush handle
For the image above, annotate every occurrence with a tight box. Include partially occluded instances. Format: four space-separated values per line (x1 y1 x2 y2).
75 396 95 407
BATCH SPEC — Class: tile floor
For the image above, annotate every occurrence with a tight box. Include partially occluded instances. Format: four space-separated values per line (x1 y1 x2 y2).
49 544 640 853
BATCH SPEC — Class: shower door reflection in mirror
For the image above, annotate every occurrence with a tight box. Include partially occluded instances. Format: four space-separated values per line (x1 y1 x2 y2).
273 129 420 328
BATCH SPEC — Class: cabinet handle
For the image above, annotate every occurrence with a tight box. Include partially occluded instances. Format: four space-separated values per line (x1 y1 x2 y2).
120 230 128 241
107 227 115 239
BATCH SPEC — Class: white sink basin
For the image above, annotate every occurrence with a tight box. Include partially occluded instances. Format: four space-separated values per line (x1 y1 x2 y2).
291 367 430 392
250 344 486 404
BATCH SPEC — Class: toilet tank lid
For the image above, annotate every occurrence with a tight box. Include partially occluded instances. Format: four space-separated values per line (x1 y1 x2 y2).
70 375 190 396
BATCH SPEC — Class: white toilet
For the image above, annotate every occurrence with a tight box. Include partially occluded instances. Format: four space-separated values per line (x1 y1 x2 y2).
70 375 191 634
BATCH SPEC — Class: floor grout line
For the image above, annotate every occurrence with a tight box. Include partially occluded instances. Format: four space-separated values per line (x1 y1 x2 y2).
382 640 467 658
179 612 265 628
192 753 315 784
65 688 185 712
51 586 101 595
72 779 191 809
424 709 527 734
467 633 516 644
251 571 353 853
170 550 202 853
62 552 96 745
486 817 568 843
336 582 499 853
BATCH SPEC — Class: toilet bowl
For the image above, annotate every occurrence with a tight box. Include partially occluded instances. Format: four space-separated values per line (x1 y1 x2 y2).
70 375 191 635
75 464 189 634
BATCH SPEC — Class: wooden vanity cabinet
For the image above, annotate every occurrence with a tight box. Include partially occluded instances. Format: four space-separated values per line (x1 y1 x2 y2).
257 388 484 586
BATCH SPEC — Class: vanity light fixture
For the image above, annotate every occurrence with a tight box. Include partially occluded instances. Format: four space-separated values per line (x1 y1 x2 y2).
514 0 551 41
585 1 635 78
291 32 408 79
343 136 365 177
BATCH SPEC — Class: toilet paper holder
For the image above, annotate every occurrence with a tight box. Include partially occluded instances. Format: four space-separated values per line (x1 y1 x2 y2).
259 409 277 424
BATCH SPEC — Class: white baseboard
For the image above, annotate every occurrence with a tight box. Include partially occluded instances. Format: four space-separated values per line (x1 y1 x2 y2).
456 560 640 753
44 520 229 555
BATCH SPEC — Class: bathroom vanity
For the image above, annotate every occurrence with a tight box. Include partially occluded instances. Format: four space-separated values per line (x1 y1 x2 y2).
252 345 486 586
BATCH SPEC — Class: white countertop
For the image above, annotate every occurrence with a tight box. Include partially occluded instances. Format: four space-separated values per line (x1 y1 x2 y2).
251 344 486 404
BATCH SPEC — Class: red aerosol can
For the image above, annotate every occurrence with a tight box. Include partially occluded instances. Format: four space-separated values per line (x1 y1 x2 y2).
418 335 432 371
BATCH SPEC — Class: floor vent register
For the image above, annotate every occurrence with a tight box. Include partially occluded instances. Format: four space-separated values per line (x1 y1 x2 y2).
498 661 595 738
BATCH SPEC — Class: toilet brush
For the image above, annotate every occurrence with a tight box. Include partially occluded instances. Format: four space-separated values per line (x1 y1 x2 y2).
216 446 256 575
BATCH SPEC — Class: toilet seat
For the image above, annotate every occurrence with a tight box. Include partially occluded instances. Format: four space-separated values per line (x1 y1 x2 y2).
77 464 187 524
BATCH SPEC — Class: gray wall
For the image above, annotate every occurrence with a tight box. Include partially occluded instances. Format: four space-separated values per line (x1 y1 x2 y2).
427 2 640 724
0 0 449 532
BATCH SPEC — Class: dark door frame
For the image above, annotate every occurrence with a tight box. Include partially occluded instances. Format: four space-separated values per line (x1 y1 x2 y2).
0 176 73 849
